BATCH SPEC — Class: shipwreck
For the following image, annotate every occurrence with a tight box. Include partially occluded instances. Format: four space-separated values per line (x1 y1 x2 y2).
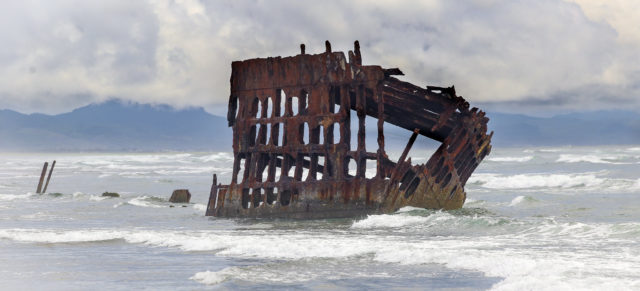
206 41 492 219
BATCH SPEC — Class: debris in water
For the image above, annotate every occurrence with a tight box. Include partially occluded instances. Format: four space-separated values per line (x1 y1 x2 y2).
169 189 191 203
101 192 120 198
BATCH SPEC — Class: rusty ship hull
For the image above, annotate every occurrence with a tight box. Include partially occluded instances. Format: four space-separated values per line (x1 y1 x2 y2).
206 41 492 219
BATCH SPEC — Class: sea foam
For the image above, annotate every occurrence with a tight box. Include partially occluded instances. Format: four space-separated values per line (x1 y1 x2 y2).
508 195 538 206
469 173 605 190
351 214 431 228
556 154 630 164
2 218 639 291
0 193 34 201
191 268 238 285
488 156 533 162
126 196 164 208
199 152 234 162
0 229 122 243
193 203 207 211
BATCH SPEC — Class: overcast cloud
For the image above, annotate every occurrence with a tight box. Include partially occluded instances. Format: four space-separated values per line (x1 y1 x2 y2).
0 0 638 115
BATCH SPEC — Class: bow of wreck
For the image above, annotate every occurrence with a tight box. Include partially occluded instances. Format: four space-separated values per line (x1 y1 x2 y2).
206 41 492 219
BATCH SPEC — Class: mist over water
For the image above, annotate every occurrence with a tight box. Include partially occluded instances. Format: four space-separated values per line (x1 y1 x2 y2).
1 146 639 290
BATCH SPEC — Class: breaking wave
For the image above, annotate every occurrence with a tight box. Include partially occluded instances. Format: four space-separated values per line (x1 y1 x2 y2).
111 196 166 208
191 268 238 285
190 262 396 286
508 195 539 206
1 218 637 249
351 214 432 228
126 196 165 208
89 195 110 201
468 173 605 189
0 193 34 201
199 152 234 163
556 154 631 164
193 203 207 211
351 210 510 235
488 156 533 162
1 215 639 290
0 229 124 243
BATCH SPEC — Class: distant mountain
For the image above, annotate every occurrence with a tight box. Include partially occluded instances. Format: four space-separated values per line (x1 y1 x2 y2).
488 111 640 146
0 100 231 151
1 100 638 152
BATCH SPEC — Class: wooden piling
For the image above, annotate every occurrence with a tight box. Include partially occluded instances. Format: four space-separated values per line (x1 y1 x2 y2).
36 162 48 194
42 160 56 194
206 174 218 215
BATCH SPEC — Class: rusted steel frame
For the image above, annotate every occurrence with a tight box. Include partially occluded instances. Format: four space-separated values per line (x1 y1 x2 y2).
215 187 227 211
230 58 364 92
397 165 416 192
434 156 453 184
208 41 492 219
448 132 474 176
454 145 474 175
455 127 491 184
380 94 446 123
384 77 461 108
380 104 450 141
383 90 440 123
382 81 448 113
398 129 420 169
380 91 444 124
347 78 460 141
432 106 457 132
376 81 386 178
342 85 353 149
383 129 420 200
459 154 479 184
271 156 327 175
448 129 470 157
231 81 384 94
356 84 367 177
425 146 447 177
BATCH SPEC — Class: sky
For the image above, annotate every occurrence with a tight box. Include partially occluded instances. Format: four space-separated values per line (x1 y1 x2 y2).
0 0 638 116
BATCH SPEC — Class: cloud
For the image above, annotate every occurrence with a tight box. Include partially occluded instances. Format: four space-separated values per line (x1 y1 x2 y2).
0 0 638 114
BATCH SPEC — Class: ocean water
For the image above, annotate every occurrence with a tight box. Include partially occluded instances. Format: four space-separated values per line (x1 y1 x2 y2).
1 146 639 290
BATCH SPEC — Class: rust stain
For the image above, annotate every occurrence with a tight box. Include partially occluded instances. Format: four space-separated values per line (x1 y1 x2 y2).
206 41 492 219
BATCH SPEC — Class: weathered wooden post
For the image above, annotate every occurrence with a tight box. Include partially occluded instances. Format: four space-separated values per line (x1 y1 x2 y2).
36 162 48 194
42 160 56 193
205 174 218 215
